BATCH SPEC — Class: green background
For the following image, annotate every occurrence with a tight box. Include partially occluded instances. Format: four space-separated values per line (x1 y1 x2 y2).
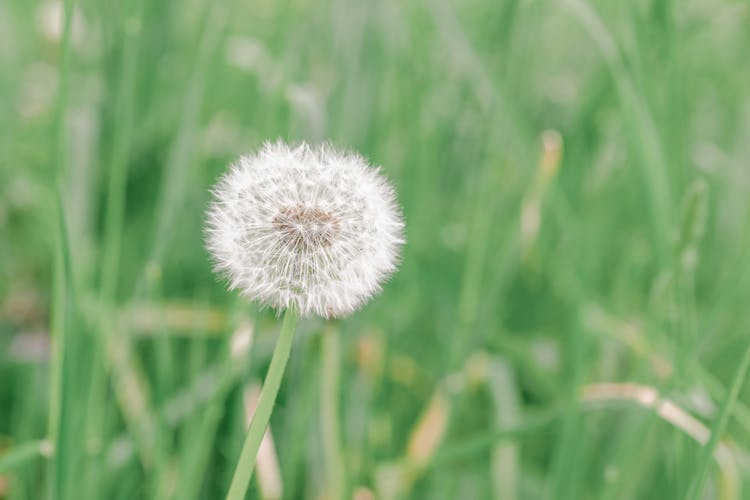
1 0 750 498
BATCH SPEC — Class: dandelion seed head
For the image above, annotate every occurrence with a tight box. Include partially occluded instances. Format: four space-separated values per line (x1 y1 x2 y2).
205 141 404 318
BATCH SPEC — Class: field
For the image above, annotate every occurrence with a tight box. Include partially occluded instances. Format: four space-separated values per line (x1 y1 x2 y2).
2 0 750 498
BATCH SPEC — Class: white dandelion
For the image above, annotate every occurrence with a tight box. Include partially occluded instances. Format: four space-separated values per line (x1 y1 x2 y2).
212 141 405 500
205 140 404 317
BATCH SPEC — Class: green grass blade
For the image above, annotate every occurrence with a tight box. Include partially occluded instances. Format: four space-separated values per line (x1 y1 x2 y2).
0 440 52 475
686 343 750 500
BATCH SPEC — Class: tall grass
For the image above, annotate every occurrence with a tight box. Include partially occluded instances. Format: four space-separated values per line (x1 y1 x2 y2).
1 0 750 498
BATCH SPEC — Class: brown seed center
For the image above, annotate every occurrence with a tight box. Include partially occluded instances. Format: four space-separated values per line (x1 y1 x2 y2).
273 205 339 249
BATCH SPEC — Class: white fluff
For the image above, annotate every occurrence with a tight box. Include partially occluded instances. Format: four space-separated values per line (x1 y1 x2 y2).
205 141 404 318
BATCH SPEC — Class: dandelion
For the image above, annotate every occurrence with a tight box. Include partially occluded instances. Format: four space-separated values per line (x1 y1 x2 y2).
205 141 404 318
208 141 404 500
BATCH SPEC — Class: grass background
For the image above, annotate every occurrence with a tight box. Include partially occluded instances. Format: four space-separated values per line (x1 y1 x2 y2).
2 0 750 498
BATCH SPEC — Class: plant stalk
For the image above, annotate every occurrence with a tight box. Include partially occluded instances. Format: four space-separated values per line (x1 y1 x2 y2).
225 308 299 500
686 341 750 500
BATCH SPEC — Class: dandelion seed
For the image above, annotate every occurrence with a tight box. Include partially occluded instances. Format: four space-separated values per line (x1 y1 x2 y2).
205 141 404 318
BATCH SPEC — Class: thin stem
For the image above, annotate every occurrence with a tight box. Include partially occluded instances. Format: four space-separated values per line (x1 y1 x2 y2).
49 189 73 500
225 309 299 500
320 323 346 500
48 0 74 487
686 342 750 500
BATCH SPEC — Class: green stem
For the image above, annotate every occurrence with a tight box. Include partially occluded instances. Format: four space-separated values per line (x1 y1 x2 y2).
686 342 750 500
225 309 299 500
320 323 346 500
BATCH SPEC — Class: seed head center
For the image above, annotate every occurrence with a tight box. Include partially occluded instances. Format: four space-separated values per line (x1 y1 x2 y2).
273 204 339 249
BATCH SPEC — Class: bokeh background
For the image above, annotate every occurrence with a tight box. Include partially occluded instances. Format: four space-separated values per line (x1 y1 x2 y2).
2 0 750 498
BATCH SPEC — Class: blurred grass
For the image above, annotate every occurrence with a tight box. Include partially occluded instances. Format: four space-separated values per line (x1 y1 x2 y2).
2 0 750 498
